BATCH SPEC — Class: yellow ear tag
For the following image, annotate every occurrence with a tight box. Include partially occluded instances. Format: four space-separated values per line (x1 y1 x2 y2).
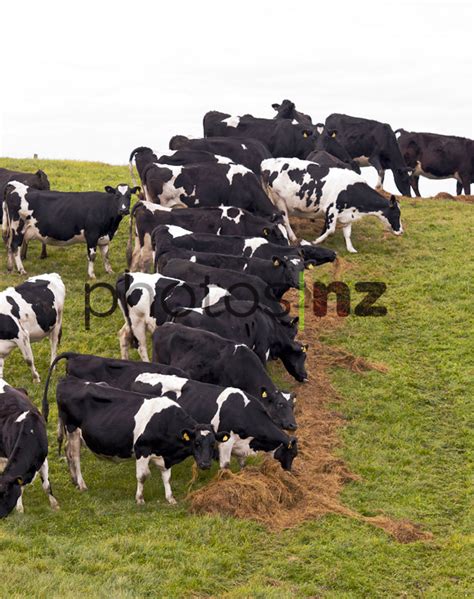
331 132 337 138
287 442 292 449
17 477 23 486
302 346 307 353
182 432 190 442
307 263 314 269
303 132 308 138
262 391 268 398
263 229 269 236
222 435 229 442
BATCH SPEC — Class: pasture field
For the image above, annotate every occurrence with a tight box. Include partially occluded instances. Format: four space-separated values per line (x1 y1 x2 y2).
0 157 473 598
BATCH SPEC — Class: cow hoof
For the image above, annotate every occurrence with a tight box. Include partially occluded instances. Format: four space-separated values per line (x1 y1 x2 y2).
167 497 177 505
77 484 88 492
136 498 145 506
33 376 41 384
50 499 60 511
347 248 358 254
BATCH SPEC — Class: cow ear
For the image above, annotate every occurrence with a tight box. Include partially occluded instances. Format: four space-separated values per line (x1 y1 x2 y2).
216 431 230 442
104 186 115 194
390 195 397 208
272 256 281 267
181 429 194 443
131 186 141 195
271 103 280 111
290 316 299 327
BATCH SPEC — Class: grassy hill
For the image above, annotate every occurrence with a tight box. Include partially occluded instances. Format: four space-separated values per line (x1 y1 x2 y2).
0 157 472 598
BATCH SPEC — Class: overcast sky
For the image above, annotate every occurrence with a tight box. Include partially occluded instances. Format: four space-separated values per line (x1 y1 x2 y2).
1 0 472 195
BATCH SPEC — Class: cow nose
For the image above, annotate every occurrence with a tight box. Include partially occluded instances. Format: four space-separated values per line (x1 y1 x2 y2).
286 423 298 431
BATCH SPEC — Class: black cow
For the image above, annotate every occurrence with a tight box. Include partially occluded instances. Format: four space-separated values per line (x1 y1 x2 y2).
127 200 287 271
308 131 361 173
0 380 58 517
130 372 298 466
152 323 296 429
0 273 66 383
42 352 189 421
323 113 411 196
49 376 227 504
171 298 308 382
271 99 313 125
203 111 315 159
0 167 50 259
3 182 140 278
128 147 159 185
156 249 301 300
168 136 272 175
395 129 474 196
140 160 278 220
151 225 336 269
116 272 229 361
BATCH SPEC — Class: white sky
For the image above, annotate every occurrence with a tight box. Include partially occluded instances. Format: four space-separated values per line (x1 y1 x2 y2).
1 0 472 195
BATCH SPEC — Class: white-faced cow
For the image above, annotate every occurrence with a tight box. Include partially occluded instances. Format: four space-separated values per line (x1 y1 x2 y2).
2 182 140 278
203 111 316 159
130 373 298 467
126 200 287 271
0 380 58 518
0 274 65 383
395 129 474 196
323 113 411 196
168 136 272 175
48 376 228 505
261 157 403 252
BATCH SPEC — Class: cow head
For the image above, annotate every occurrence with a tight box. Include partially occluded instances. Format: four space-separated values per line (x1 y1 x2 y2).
272 256 301 289
181 424 229 470
262 387 297 431
273 436 298 471
381 196 403 236
272 100 313 125
0 475 22 518
299 242 337 268
393 168 412 197
104 184 140 216
281 342 308 383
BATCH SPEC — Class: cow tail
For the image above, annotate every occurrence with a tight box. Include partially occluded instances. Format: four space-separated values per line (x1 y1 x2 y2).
2 184 12 244
126 203 137 268
42 352 75 421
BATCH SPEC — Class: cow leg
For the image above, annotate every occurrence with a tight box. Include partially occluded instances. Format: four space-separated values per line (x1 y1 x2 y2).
20 239 28 260
6 248 14 272
410 175 421 197
86 244 97 279
342 224 357 253
12 247 26 275
49 313 63 364
460 175 471 195
39 459 59 510
17 330 40 383
313 207 337 245
141 233 153 273
99 244 114 274
66 429 87 491
218 437 235 469
149 457 176 504
130 316 150 362
16 488 24 513
272 197 297 243
0 357 4 380
40 243 48 259
135 456 151 505
118 323 132 360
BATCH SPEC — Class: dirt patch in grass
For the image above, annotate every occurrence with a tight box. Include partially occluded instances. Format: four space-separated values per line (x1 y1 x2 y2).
188 260 431 543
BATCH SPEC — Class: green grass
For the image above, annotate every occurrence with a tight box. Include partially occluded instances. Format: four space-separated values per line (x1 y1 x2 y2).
0 157 473 598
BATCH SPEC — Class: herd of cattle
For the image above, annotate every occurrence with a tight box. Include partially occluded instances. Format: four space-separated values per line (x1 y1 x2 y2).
0 100 471 517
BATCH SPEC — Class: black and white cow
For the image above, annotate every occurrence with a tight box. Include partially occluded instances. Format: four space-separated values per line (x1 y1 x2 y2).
160 259 286 316
127 200 287 271
171 298 308 382
168 136 272 175
203 111 315 159
261 157 403 252
131 373 298 466
323 113 411 196
151 224 336 269
116 272 229 361
0 380 58 517
0 274 65 383
271 99 313 125
50 376 227 504
395 129 474 196
152 323 296 428
2 182 140 278
139 160 278 220
0 167 51 259
42 352 189 421
156 249 301 300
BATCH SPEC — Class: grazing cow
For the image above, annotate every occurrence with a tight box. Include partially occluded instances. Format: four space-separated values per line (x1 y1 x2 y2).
128 147 159 185
0 167 50 259
49 376 227 504
151 224 336 269
140 160 278 220
42 352 189 420
168 136 271 175
131 372 298 466
0 274 65 383
395 129 474 196
261 157 403 252
160 259 286 316
116 272 229 361
203 111 315 159
127 200 287 271
3 182 140 278
156 249 301 299
171 298 308 382
152 323 296 428
271 99 313 125
323 113 411 196
0 380 58 517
